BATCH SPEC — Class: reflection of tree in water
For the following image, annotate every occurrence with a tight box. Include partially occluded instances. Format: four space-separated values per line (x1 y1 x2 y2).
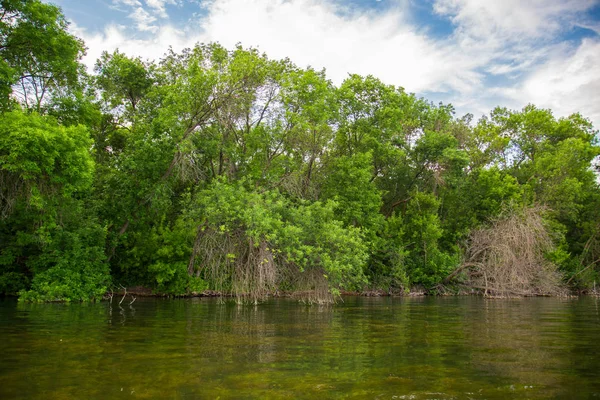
2 298 600 399
562 297 600 395
463 298 583 397
1 302 116 399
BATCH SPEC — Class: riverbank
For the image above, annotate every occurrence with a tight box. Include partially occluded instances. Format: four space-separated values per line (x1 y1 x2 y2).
105 285 599 302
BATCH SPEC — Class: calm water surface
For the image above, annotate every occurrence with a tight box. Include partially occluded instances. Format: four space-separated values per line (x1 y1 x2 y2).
1 296 599 399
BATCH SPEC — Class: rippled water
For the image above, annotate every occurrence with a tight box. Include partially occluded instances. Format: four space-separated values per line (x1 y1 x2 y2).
0 296 599 399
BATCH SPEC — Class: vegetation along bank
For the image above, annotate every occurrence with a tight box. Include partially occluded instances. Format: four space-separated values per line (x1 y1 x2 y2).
1 0 599 303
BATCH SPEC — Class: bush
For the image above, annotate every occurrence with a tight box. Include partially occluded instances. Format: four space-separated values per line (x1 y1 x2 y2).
454 206 566 297
185 179 368 303
19 223 110 302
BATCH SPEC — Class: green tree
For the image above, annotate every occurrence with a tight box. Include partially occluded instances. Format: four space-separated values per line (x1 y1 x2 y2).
0 0 85 111
403 192 457 288
0 109 107 300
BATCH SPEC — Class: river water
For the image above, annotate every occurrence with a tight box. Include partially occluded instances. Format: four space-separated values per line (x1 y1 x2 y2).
0 296 599 399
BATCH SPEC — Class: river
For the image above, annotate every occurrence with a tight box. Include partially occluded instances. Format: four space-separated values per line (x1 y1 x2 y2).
1 296 599 399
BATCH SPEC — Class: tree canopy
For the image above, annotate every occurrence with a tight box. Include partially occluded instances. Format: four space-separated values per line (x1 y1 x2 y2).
1 1 599 302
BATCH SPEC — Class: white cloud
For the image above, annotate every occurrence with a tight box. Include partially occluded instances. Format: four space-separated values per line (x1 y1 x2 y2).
433 0 595 39
200 0 490 92
432 0 600 127
145 0 179 18
129 6 158 32
433 0 598 87
79 24 197 68
505 39 600 128
79 0 488 94
74 0 599 129
112 0 142 8
112 0 179 30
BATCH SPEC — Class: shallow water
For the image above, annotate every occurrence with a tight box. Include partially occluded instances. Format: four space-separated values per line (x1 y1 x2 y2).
0 296 599 399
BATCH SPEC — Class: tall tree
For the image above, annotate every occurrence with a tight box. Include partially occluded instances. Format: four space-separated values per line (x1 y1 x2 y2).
0 0 85 111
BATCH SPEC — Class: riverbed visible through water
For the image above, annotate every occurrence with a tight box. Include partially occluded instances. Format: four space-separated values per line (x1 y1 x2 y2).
1 296 599 399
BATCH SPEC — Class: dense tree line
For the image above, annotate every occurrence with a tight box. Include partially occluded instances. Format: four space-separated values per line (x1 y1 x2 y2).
1 1 599 302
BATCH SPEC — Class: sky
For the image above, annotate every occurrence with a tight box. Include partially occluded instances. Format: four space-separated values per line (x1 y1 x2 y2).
48 0 600 129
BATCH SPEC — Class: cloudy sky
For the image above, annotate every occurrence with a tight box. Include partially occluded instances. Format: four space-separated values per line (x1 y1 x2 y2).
49 0 600 128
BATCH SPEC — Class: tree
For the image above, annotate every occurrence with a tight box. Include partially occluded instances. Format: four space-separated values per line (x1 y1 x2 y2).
94 50 154 113
0 109 108 300
402 191 457 288
0 0 85 111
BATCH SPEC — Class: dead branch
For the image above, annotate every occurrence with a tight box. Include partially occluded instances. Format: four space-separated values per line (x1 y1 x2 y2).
449 206 566 297
119 286 127 306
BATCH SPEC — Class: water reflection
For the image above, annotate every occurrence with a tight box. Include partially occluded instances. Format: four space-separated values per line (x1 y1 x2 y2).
0 296 599 399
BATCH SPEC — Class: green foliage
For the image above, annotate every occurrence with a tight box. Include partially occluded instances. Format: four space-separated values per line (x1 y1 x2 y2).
141 220 208 295
366 213 409 291
1 16 599 300
94 50 154 112
15 199 110 302
0 108 104 301
148 261 208 295
0 271 28 295
19 235 109 302
281 199 369 290
403 192 458 287
439 167 523 248
321 152 384 232
0 110 94 206
185 179 368 296
0 0 85 111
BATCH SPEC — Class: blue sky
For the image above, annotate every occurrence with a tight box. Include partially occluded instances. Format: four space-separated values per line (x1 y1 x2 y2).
48 0 600 128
